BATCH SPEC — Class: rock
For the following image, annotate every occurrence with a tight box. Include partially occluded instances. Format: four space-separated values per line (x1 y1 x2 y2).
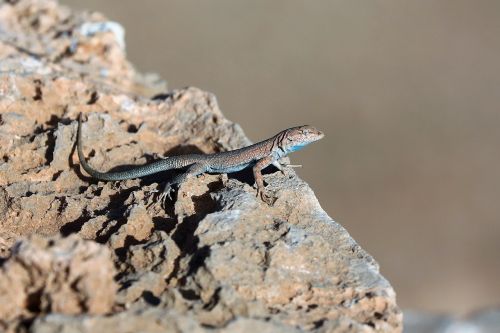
0 0 402 332
0 234 117 328
31 309 207 333
115 231 181 305
174 184 401 331
31 310 304 333
108 204 155 250
404 309 500 333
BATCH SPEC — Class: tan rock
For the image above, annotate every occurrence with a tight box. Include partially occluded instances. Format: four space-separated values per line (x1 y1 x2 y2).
116 231 181 305
108 204 154 250
0 0 402 332
0 234 117 327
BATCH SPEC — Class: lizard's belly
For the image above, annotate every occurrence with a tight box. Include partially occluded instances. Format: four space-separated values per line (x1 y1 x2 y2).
207 162 253 174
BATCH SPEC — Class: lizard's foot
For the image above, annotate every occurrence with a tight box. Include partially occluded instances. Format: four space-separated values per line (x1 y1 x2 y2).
273 161 302 175
256 187 274 205
158 183 175 207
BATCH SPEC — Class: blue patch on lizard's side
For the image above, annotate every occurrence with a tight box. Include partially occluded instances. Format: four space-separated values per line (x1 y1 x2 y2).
288 143 307 152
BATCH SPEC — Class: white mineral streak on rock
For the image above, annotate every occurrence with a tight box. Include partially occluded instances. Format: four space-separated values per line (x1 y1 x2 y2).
79 21 126 50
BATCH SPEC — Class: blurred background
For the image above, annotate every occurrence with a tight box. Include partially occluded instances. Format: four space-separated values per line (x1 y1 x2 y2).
62 0 500 315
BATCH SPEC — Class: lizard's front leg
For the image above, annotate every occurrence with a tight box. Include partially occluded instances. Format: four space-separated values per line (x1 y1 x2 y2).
253 155 274 202
159 162 207 205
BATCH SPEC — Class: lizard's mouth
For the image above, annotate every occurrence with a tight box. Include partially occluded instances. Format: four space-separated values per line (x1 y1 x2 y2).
313 130 325 141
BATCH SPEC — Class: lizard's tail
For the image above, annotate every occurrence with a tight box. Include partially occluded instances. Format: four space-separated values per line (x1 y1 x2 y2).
77 113 123 180
77 113 191 181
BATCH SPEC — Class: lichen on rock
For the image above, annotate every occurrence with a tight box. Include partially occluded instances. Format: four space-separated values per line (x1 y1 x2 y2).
0 0 402 332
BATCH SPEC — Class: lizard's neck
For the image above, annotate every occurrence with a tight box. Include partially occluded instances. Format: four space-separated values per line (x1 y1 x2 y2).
273 130 310 156
269 130 290 158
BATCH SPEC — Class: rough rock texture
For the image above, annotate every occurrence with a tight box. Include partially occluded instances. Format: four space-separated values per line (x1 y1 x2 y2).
0 0 403 332
0 234 117 329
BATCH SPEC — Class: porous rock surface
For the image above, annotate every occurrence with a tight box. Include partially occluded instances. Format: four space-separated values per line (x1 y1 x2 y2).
0 1 403 332
0 234 117 326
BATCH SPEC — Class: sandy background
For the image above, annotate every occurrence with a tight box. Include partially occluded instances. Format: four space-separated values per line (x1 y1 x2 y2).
61 0 500 314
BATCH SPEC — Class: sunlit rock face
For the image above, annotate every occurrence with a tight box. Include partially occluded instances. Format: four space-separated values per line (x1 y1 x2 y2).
0 1 402 332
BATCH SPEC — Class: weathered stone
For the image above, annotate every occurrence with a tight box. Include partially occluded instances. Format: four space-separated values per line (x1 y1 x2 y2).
108 204 155 250
0 234 116 328
115 231 181 305
0 0 402 332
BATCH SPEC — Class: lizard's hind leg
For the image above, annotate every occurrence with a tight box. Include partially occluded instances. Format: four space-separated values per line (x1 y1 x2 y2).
252 156 275 203
158 163 207 205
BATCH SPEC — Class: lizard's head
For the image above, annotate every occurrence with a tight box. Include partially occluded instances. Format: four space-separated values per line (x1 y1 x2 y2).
281 125 324 154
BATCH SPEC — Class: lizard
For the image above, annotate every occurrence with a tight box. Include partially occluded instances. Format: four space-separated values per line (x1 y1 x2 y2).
77 113 324 203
